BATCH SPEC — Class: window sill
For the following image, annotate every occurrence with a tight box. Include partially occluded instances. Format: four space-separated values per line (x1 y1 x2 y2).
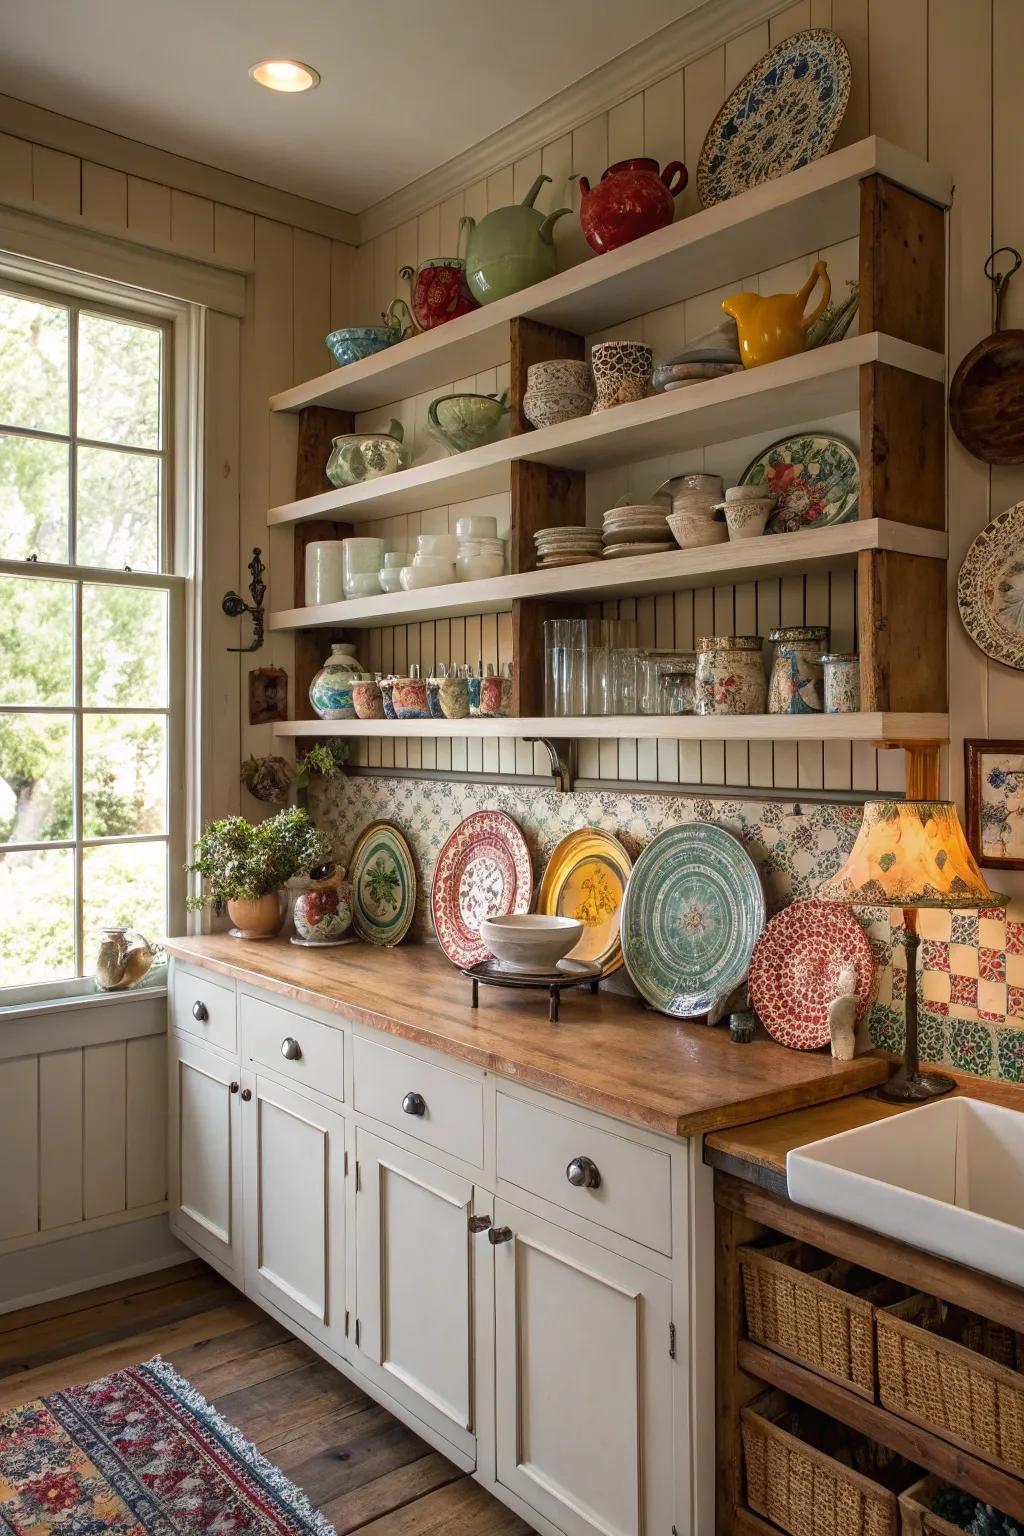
0 984 167 1023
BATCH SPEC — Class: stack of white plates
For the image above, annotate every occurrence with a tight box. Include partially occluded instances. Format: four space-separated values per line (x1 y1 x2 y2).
601 503 675 560
534 526 605 568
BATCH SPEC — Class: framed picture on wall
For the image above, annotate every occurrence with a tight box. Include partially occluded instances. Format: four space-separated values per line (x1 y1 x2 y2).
965 739 1024 871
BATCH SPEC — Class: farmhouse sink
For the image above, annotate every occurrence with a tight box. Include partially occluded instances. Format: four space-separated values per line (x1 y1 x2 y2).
786 1097 1024 1288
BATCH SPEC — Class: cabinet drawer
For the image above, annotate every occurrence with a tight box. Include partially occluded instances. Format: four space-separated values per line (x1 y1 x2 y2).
241 992 344 1101
353 1035 483 1167
496 1092 672 1255
171 966 236 1054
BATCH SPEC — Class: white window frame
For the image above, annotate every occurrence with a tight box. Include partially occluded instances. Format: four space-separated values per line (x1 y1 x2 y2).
0 251 203 1008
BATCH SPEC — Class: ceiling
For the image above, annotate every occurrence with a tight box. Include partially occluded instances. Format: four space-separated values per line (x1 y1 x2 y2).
0 0 701 213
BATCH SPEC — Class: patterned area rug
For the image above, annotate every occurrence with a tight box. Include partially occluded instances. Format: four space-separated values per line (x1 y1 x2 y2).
0 1356 336 1535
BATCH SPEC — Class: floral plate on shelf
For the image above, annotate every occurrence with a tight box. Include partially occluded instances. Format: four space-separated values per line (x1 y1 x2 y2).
740 432 859 533
620 823 765 1018
957 501 1024 670
748 897 876 1050
431 809 532 969
697 28 851 207
349 820 417 946
537 828 633 976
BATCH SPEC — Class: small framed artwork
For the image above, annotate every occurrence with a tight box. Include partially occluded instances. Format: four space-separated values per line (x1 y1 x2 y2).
965 739 1024 871
249 666 288 725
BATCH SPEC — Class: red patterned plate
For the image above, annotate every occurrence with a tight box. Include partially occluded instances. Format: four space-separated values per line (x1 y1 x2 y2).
748 897 876 1050
430 810 533 968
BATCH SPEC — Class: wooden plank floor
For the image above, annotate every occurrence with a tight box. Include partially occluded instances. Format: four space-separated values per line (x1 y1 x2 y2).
0 1259 534 1535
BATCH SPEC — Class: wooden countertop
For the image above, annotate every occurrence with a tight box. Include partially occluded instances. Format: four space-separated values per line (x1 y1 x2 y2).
164 935 889 1139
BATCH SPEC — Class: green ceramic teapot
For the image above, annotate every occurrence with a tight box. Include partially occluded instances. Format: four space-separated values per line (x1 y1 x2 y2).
459 174 571 305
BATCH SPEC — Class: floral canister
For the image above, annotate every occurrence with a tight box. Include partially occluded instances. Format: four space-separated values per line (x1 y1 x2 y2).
309 643 364 720
480 664 513 718
392 667 430 719
378 674 398 719
352 675 385 720
694 636 766 715
768 626 830 714
293 864 353 943
822 653 861 713
438 671 470 719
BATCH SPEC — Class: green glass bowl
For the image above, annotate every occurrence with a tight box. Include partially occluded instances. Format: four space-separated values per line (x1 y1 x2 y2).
427 390 509 454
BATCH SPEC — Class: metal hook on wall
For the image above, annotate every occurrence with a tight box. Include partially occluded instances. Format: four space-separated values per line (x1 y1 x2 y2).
222 547 266 652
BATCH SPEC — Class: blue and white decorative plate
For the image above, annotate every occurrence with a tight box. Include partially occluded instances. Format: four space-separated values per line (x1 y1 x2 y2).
621 824 765 1018
697 29 851 208
957 501 1024 671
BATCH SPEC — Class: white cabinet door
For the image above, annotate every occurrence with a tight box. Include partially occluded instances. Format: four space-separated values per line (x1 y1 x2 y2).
493 1199 676 1536
241 1071 347 1358
354 1128 483 1461
169 1032 241 1278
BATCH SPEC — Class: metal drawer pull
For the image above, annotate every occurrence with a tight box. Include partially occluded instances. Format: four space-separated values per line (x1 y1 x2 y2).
192 1001 208 1022
468 1215 492 1233
230 1081 239 1094
280 1037 302 1061
566 1156 601 1189
488 1225 514 1245
240 1088 252 1102
402 1091 426 1116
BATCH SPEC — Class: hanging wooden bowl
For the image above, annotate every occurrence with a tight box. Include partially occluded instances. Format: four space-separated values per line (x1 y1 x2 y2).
949 247 1024 464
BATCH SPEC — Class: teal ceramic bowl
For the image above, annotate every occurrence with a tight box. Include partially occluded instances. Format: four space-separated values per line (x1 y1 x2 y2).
326 326 399 369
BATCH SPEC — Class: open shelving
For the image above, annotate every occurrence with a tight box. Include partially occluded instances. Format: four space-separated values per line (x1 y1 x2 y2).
274 713 949 743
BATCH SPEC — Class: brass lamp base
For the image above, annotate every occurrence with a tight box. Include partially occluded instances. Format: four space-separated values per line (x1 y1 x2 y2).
878 1067 956 1103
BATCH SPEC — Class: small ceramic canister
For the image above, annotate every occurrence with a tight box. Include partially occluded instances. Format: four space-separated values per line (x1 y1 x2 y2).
822 653 861 713
718 493 774 540
768 626 830 714
426 665 447 720
305 540 345 605
590 341 653 412
438 669 470 720
480 662 513 718
694 636 766 715
378 674 398 719
293 864 353 942
392 666 430 720
352 674 385 720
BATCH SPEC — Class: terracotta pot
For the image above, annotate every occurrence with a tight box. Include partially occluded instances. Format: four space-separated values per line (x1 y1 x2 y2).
227 893 281 938
577 158 687 255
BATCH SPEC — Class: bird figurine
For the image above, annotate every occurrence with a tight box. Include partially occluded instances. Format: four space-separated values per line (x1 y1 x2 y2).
828 962 859 1060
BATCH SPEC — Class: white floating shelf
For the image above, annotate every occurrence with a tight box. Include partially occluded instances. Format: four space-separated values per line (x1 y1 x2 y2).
270 519 947 632
268 333 944 527
270 138 952 417
275 714 949 743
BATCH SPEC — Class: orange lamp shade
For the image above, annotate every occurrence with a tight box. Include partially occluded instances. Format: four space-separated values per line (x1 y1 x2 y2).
817 800 1001 909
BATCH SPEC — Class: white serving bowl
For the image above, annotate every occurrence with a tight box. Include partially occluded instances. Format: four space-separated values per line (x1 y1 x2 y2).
378 567 403 593
416 533 458 559
480 914 584 974
723 498 772 540
455 514 499 540
456 553 505 582
400 562 455 590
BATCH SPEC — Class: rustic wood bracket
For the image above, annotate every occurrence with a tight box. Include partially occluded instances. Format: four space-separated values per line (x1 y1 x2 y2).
524 737 577 793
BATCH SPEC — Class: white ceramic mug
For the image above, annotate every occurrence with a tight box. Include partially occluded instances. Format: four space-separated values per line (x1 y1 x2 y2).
305 541 345 605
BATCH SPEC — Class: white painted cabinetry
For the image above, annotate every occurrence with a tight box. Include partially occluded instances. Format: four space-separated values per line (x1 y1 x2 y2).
168 1031 242 1278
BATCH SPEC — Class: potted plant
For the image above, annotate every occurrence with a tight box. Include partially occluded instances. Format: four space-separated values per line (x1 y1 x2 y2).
186 807 332 938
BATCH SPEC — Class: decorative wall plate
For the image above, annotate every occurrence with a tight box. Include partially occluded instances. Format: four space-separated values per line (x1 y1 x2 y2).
620 824 765 1017
697 29 851 207
740 433 859 533
748 898 876 1050
957 501 1024 670
349 820 416 946
537 828 633 976
431 810 532 968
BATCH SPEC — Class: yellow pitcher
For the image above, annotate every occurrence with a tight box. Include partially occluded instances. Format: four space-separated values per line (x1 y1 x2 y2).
722 260 831 369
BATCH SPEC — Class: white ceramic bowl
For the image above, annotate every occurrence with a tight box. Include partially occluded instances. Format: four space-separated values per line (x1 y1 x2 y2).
724 499 772 540
668 513 729 549
401 561 455 590
412 552 457 574
344 570 383 598
416 533 458 559
378 567 403 593
669 492 719 518
456 553 505 582
455 514 499 540
480 914 584 974
725 484 776 504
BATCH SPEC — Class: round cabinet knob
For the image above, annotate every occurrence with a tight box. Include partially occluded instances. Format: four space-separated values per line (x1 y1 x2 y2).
229 1081 239 1094
192 1001 208 1022
488 1225 514 1245
280 1037 302 1061
402 1091 426 1116
240 1088 252 1102
566 1156 601 1189
468 1214 492 1234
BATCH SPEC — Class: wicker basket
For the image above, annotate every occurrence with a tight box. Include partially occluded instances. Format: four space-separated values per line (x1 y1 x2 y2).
741 1389 911 1536
740 1238 904 1399
898 1475 976 1536
877 1294 1024 1475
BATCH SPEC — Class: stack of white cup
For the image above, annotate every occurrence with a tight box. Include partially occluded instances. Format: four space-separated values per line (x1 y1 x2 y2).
455 514 505 582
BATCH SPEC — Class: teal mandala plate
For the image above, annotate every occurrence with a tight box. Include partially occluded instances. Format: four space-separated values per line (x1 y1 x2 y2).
349 820 416 946
621 824 765 1018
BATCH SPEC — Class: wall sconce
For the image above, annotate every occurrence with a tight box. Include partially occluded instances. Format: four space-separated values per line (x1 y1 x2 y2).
223 548 266 652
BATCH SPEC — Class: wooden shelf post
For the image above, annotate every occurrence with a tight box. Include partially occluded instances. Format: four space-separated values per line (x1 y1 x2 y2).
293 405 354 719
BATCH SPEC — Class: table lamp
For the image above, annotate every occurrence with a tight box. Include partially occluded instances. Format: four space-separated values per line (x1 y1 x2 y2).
817 800 1000 1102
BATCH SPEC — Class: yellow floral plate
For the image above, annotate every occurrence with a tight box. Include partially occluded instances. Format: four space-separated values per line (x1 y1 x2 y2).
537 828 632 976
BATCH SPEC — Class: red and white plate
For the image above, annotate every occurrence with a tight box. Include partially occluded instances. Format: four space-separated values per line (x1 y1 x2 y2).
430 810 533 969
748 897 876 1050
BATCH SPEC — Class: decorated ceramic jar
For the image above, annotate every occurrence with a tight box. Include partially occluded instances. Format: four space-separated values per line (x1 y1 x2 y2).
293 864 353 943
378 674 398 719
392 668 430 719
523 359 595 430
400 257 477 330
768 626 830 714
694 636 766 715
822 653 861 714
437 671 470 720
590 341 654 412
479 664 513 718
576 157 687 254
352 674 385 720
309 643 364 720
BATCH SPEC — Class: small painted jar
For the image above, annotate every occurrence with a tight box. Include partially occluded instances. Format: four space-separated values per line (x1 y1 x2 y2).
438 672 470 719
379 674 398 719
768 626 829 715
392 670 430 719
822 653 861 713
590 341 654 412
293 864 353 943
467 671 482 716
694 636 766 715
308 642 363 720
479 664 513 718
352 674 385 720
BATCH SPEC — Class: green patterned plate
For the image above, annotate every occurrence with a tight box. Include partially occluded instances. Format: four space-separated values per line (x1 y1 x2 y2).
349 820 416 946
621 824 765 1018
740 432 858 533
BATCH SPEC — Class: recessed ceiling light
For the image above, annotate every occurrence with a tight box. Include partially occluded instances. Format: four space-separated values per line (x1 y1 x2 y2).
249 59 320 92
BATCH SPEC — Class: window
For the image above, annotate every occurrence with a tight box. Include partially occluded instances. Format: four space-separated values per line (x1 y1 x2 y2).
0 278 186 1000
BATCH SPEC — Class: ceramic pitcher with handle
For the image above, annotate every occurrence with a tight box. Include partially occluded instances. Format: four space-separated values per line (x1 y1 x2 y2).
722 260 831 368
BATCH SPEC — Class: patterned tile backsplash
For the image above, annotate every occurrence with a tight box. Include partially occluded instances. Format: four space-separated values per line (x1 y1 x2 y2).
309 775 1024 1085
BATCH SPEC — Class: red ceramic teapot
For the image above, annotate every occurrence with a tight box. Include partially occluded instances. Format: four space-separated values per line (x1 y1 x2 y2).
400 256 478 330
576 157 688 254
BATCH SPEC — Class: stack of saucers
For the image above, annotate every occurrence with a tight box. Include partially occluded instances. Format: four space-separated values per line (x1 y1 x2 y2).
534 526 605 568
601 502 675 560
